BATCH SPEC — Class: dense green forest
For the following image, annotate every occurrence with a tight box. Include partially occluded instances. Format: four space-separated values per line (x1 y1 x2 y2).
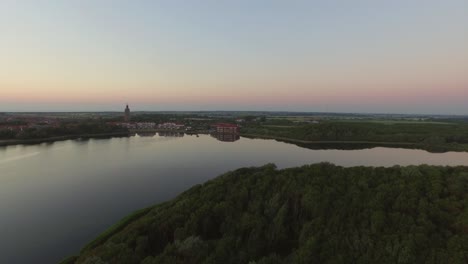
0 121 128 140
241 121 468 151
66 163 467 264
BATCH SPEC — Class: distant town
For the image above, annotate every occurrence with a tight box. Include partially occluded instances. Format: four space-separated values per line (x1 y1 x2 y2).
0 104 251 144
1 104 468 146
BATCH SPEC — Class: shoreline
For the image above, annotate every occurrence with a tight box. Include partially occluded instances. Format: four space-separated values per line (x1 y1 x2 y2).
64 163 468 263
0 132 131 147
129 129 211 134
0 129 209 147
240 133 468 153
2 131 466 153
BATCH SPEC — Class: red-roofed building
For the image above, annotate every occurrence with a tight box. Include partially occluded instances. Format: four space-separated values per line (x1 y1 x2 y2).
213 123 239 134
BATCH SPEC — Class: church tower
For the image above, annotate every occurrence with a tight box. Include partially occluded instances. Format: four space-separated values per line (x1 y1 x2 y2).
124 104 130 122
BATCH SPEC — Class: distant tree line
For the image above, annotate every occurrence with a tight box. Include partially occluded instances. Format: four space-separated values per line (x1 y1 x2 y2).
241 121 468 150
0 120 128 140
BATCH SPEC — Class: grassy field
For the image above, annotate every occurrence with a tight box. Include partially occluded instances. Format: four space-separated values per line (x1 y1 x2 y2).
267 116 452 125
333 119 452 125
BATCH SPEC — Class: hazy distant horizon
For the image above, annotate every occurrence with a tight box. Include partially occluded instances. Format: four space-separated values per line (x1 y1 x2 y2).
1 97 468 115
1 105 467 117
1 1 467 114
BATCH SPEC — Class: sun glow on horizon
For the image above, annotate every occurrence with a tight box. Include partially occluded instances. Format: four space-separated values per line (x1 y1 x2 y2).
1 0 467 114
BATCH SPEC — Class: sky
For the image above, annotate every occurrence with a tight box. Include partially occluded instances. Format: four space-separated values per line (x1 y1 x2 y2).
0 0 467 114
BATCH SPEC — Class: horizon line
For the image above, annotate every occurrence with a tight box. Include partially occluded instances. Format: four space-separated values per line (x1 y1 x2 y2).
1 110 467 117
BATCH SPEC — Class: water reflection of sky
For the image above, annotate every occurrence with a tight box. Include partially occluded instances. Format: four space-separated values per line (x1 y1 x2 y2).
1 135 468 263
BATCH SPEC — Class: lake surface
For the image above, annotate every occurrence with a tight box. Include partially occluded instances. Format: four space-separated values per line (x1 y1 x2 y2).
1 134 468 263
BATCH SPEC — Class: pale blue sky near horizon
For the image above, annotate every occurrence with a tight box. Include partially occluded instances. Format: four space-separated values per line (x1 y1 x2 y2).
1 0 467 114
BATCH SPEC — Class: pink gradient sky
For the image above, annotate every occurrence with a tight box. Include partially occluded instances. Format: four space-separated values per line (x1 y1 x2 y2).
1 1 467 114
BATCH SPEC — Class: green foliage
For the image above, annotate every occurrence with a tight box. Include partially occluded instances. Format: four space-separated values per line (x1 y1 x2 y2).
74 164 468 264
0 129 16 139
0 120 128 140
59 256 79 264
80 207 153 253
241 121 468 151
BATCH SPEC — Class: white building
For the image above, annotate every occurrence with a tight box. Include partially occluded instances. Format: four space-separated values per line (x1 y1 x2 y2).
135 122 156 129
158 122 185 130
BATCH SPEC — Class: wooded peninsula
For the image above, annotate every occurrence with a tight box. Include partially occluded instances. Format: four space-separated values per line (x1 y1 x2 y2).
241 121 468 152
64 163 467 264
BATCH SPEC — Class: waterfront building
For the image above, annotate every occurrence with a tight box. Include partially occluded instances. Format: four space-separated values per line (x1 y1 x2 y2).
108 122 136 129
135 122 156 129
213 123 239 134
158 122 185 130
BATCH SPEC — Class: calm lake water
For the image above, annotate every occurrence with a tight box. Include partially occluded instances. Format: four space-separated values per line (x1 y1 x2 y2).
2 134 468 263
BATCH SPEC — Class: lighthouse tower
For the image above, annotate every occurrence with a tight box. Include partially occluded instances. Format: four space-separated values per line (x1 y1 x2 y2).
124 104 130 122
